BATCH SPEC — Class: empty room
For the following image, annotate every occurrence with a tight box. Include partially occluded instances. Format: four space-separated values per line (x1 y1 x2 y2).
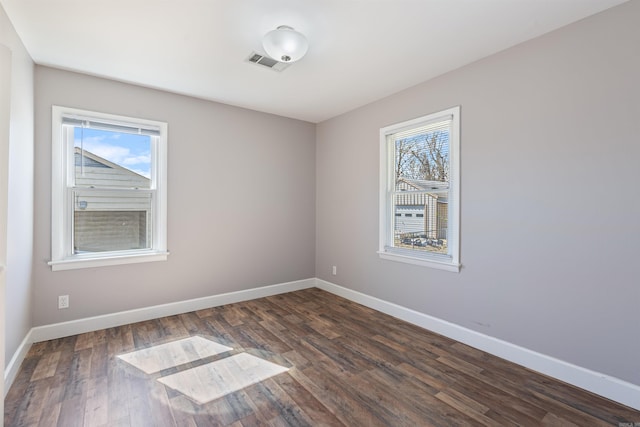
1 0 639 425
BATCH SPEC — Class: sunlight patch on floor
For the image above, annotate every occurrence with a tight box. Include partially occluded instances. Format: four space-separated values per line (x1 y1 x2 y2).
158 353 289 404
117 336 232 374
117 336 289 404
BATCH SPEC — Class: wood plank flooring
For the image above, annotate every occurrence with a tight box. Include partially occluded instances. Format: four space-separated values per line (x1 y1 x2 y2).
5 288 640 426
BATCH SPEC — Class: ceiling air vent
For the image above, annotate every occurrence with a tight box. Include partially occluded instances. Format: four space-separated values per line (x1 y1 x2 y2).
247 52 290 72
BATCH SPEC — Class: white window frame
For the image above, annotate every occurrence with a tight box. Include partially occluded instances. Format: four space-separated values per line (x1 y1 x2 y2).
378 106 460 272
49 106 169 271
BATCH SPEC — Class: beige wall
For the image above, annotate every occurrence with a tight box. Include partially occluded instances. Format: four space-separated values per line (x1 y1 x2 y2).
316 1 640 385
1 3 35 377
33 67 316 326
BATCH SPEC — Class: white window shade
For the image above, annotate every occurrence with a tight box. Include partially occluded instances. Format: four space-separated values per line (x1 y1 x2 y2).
62 116 161 136
391 117 452 141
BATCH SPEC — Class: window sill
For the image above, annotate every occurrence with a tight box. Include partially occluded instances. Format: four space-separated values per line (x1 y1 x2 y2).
48 251 169 271
377 250 460 273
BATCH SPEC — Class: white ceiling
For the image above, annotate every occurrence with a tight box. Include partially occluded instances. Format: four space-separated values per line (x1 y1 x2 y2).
1 0 627 123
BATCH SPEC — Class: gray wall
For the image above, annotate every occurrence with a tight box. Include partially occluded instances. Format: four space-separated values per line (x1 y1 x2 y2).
33 67 316 326
1 4 35 372
316 0 640 386
6 0 639 394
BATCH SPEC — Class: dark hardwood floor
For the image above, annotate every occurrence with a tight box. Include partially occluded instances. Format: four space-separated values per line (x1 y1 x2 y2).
5 288 640 426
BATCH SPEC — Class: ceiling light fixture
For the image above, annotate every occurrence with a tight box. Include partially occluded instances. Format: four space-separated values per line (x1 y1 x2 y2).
262 25 308 63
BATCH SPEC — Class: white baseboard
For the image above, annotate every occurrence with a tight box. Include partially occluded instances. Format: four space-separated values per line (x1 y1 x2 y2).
6 277 639 411
4 329 33 396
30 278 315 343
315 278 640 411
4 277 315 395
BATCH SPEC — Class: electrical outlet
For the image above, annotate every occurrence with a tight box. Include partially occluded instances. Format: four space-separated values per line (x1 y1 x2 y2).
332 265 337 275
58 295 69 309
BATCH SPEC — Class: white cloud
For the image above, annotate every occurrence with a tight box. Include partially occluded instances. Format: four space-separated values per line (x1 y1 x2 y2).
84 143 130 164
121 155 151 166
78 140 150 168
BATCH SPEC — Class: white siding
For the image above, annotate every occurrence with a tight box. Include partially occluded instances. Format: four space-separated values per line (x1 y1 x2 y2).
73 155 152 251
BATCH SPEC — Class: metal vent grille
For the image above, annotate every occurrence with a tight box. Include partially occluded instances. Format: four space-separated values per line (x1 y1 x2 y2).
247 52 290 72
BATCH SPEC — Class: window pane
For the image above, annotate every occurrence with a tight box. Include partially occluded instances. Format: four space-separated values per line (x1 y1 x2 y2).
393 193 448 254
74 127 151 189
392 126 450 255
73 191 152 253
395 129 449 185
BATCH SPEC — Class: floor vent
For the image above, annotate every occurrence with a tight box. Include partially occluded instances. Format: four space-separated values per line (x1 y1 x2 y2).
247 52 290 72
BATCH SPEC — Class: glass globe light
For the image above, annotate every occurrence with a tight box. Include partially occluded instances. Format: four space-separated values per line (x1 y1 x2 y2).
262 25 309 63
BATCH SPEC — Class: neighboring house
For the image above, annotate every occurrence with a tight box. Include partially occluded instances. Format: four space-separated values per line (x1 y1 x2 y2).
395 177 448 240
74 147 151 253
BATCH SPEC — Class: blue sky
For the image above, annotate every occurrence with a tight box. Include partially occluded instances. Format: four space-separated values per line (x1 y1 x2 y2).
74 128 151 178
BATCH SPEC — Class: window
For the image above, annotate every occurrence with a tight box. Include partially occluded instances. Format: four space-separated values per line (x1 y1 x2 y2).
379 106 460 272
49 106 168 270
